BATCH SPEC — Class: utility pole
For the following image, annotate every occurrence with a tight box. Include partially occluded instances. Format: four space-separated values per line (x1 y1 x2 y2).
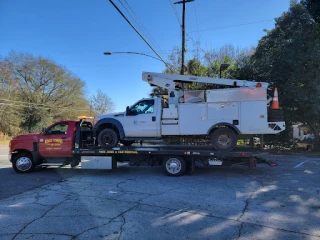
174 0 194 75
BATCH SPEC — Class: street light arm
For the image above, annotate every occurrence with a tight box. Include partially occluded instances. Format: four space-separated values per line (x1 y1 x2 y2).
104 52 162 61
103 51 176 72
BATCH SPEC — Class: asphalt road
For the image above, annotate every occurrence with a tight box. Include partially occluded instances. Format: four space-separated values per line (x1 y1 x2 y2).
0 145 69 200
1 145 320 239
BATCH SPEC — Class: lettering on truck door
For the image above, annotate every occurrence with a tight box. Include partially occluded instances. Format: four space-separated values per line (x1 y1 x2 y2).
123 99 160 137
38 122 73 157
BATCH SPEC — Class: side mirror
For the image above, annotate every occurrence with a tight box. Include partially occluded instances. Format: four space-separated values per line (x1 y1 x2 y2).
41 128 46 134
126 106 130 116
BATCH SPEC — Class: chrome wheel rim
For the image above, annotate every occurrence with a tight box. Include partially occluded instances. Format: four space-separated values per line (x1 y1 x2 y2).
166 158 181 174
16 157 32 171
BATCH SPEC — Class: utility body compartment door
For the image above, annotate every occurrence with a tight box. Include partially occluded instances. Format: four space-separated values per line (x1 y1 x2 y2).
240 101 268 134
122 99 161 137
38 121 74 157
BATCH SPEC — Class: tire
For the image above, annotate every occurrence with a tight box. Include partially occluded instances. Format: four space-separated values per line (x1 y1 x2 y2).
70 159 80 168
307 145 312 151
120 140 135 146
211 128 237 152
12 153 35 173
163 156 186 176
97 128 119 149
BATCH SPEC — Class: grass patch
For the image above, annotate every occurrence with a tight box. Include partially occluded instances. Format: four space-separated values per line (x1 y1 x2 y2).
0 140 10 146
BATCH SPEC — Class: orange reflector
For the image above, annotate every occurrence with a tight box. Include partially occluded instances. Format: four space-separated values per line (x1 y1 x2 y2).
241 153 245 157
256 83 262 87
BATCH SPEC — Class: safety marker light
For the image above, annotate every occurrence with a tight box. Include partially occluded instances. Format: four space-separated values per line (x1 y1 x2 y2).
241 153 245 157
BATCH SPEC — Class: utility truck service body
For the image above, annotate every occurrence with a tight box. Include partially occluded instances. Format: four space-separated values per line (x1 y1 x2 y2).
94 72 285 151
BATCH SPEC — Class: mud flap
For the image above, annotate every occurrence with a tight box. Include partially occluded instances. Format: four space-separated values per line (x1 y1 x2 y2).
255 155 277 167
187 158 195 175
248 156 257 170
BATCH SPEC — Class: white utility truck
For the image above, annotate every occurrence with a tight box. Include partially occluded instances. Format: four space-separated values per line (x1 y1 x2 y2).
93 72 285 151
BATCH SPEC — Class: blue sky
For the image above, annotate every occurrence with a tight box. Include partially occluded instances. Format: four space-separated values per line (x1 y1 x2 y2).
0 0 290 112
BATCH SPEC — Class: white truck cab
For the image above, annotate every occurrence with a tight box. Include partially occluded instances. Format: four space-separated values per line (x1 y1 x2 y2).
93 72 285 151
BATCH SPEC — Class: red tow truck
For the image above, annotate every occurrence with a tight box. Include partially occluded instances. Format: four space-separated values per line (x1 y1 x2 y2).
9 119 276 176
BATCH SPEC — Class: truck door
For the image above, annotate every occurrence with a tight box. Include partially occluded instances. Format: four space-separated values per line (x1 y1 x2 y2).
122 99 160 137
38 122 73 157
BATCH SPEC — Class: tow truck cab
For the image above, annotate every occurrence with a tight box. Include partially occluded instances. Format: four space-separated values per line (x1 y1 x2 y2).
9 120 93 173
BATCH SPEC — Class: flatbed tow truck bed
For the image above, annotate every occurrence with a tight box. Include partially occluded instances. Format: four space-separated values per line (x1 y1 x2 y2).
73 144 276 176
9 120 276 176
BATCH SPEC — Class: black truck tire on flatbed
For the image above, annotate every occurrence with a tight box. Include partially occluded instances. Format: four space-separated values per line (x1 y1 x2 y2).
97 128 119 149
163 156 186 176
211 128 237 152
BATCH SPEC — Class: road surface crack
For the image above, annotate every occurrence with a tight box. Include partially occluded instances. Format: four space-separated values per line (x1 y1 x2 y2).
12 196 69 239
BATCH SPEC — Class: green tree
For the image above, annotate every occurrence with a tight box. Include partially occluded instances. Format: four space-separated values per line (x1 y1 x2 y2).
161 45 248 92
3 52 88 132
249 2 320 147
301 0 320 24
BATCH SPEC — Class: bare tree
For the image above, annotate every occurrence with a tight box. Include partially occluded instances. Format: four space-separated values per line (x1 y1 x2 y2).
91 89 114 115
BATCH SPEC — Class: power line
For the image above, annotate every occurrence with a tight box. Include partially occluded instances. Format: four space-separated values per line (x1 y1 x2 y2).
121 0 167 59
0 99 90 111
109 0 173 71
65 63 162 68
186 33 207 54
185 5 195 60
185 4 193 33
168 0 182 26
0 102 88 111
189 19 274 33
193 1 200 43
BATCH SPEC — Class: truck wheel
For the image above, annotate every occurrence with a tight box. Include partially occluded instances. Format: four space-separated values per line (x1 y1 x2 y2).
163 156 186 176
211 128 236 152
12 153 35 173
120 140 135 146
98 128 119 149
70 159 80 168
